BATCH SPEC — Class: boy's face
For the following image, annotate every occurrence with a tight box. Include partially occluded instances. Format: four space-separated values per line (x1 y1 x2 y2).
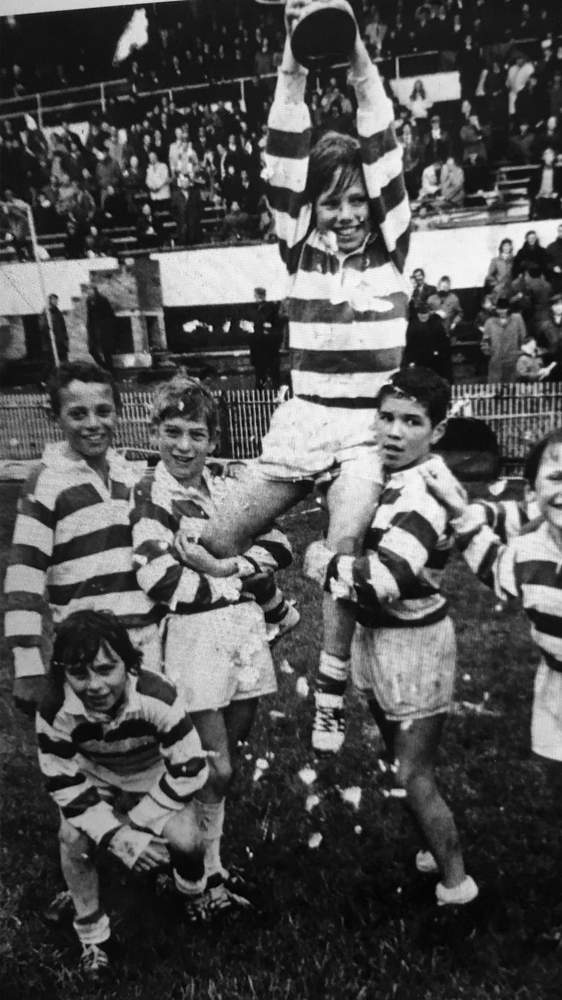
376 394 445 471
65 642 127 714
57 381 117 463
315 171 370 254
155 415 215 487
533 443 562 536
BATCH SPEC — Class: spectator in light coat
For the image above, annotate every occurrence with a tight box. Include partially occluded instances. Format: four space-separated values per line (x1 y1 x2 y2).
145 151 171 204
481 298 527 383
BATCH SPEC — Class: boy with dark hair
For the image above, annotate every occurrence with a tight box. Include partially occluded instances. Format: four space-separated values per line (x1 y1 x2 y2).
305 367 479 907
37 610 209 980
4 361 161 715
130 375 294 919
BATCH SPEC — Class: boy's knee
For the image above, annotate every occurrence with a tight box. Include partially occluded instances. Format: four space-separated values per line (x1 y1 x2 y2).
163 805 202 855
208 753 234 795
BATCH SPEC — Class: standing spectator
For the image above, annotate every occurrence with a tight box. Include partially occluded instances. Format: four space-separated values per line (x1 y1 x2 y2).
419 160 442 208
528 148 562 220
510 264 552 338
537 293 562 357
513 231 550 279
535 116 562 158
249 287 283 389
515 335 546 382
458 35 483 101
40 292 69 368
481 298 527 382
410 268 437 318
515 76 544 131
484 238 514 303
136 201 164 250
407 79 433 134
402 303 452 382
95 143 122 208
427 276 462 335
546 222 562 293
507 121 537 165
170 174 203 246
399 122 423 201
145 150 171 206
86 285 116 371
506 52 536 117
122 155 146 217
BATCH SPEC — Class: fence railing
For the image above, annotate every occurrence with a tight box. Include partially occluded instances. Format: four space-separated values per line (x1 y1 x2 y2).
1 383 561 472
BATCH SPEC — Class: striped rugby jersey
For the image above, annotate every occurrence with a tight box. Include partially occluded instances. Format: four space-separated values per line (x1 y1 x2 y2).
4 442 157 681
454 502 562 672
306 456 452 627
36 669 208 847
130 462 292 615
265 63 411 407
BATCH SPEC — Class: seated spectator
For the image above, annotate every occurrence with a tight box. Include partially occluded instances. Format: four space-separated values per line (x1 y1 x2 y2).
528 147 562 220
84 225 109 258
485 239 514 303
98 184 129 228
422 115 451 167
513 230 550 278
219 200 254 242
237 167 260 216
220 163 243 212
463 152 492 199
507 121 537 164
136 201 163 250
122 155 146 217
480 58 508 128
409 268 437 319
427 276 463 335
402 302 452 382
33 192 61 235
515 76 545 131
399 121 423 201
480 297 527 383
55 172 79 219
439 155 465 207
548 70 562 120
64 218 85 259
459 105 488 163
418 160 442 209
546 222 562 293
145 150 171 206
535 116 562 157
170 173 203 246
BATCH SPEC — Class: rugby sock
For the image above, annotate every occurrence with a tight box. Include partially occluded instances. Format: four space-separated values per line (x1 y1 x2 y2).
316 651 350 697
73 908 111 946
195 797 225 882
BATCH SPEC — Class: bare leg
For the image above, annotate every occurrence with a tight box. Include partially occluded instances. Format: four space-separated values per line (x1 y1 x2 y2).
198 470 309 557
394 714 466 889
189 709 232 885
59 820 100 921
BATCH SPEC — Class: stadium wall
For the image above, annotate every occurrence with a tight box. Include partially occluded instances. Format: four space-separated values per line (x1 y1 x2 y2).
2 218 562 320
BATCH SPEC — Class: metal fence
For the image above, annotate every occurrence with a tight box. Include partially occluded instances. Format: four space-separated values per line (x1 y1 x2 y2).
1 384 561 471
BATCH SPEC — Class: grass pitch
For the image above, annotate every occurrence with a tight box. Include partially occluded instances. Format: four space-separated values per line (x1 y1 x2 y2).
0 484 560 1000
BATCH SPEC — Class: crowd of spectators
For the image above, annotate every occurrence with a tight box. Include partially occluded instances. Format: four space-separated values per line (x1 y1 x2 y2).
404 224 562 383
2 1 562 260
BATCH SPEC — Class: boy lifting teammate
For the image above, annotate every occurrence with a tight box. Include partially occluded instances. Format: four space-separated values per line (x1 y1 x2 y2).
305 368 479 908
184 0 411 756
130 376 294 918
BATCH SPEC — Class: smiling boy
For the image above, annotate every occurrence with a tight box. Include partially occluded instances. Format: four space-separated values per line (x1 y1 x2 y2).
4 362 160 714
130 376 293 918
305 367 478 908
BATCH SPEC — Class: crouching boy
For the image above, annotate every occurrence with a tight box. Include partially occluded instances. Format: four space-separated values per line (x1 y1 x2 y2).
36 610 209 980
305 367 478 908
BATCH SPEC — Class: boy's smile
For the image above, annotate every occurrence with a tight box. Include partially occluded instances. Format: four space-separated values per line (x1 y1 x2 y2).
155 416 215 488
315 173 370 254
376 395 445 471
57 381 117 467
65 643 127 715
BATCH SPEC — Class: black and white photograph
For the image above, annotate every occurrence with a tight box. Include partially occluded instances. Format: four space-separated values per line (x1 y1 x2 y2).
0 1 561 997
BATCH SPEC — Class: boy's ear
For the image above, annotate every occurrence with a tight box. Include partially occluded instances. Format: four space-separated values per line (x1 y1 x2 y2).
430 418 447 447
